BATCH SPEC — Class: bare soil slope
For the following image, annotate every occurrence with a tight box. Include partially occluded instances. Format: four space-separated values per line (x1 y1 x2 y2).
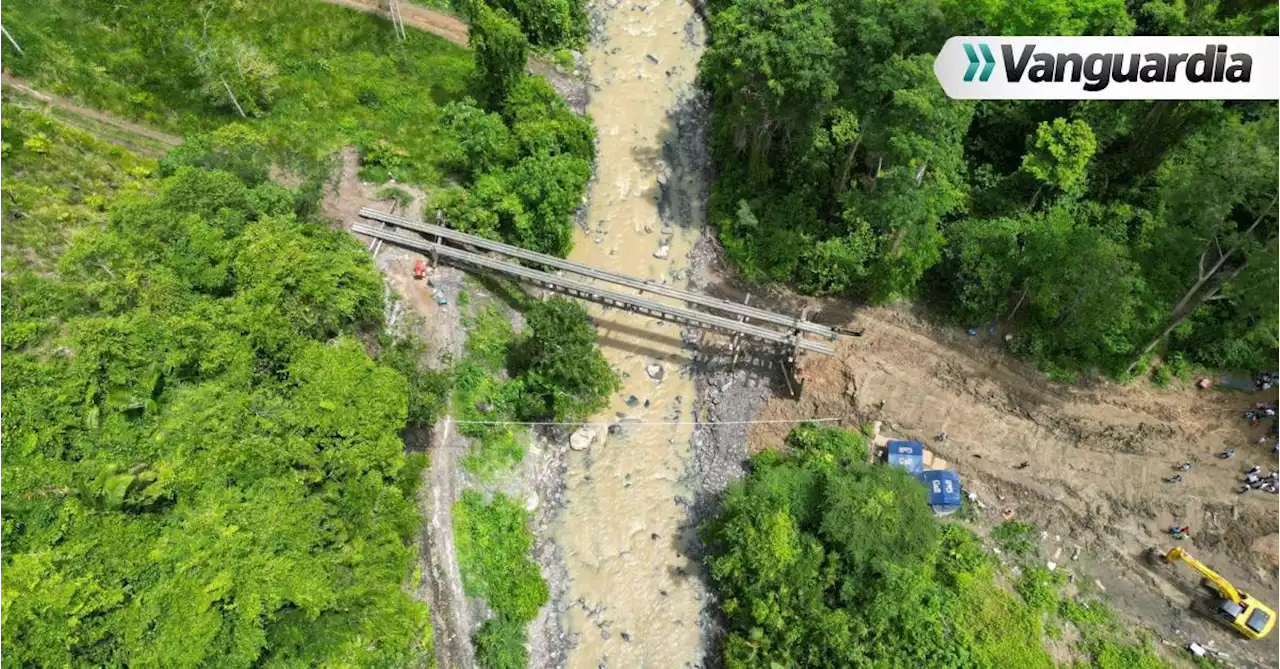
316 0 469 46
749 304 1279 667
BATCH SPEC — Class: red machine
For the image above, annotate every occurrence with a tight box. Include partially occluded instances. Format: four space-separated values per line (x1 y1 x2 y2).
413 259 427 280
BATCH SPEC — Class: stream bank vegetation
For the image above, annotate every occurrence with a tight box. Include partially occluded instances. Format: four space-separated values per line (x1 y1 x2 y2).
456 490 550 669
450 284 618 667
700 0 1278 378
453 295 619 477
703 425 1173 668
1 105 446 666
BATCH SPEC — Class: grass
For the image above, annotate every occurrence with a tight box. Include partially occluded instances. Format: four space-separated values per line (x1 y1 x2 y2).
3 88 177 157
408 0 462 14
1015 565 1066 613
991 520 1038 557
0 102 156 273
454 306 525 477
988 521 1173 668
375 184 416 212
3 0 473 186
454 490 547 669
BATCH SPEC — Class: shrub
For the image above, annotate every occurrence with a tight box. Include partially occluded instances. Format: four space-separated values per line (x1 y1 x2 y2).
991 521 1038 556
509 298 619 421
1015 565 1063 612
474 616 528 669
454 491 548 621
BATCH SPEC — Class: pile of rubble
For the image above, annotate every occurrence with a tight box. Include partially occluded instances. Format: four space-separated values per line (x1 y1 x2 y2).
1239 465 1278 494
1254 371 1276 390
1242 402 1276 425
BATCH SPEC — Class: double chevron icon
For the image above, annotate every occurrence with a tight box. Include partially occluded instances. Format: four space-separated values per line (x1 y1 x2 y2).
962 43 996 82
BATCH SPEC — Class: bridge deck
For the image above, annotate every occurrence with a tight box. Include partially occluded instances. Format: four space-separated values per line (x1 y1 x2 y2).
358 207 838 341
351 222 835 355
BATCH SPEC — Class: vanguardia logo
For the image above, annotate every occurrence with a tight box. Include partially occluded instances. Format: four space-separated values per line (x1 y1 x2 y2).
934 37 1279 100
1000 44 1252 91
962 43 995 82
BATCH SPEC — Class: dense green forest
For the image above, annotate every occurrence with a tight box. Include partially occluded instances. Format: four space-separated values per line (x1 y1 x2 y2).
4 0 594 256
442 0 596 255
702 425 1170 668
1 106 446 666
701 0 1279 376
3 2 607 665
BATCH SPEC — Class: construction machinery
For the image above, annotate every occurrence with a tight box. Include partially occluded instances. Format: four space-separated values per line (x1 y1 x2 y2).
1160 546 1276 640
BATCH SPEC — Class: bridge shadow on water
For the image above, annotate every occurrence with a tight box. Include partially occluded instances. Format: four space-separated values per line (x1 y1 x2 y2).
590 312 794 392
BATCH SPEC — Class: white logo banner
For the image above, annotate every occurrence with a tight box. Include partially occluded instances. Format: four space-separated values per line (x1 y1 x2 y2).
934 36 1280 100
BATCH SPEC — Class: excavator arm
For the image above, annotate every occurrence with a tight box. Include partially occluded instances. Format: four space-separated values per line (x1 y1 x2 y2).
1165 547 1241 603
1163 546 1276 640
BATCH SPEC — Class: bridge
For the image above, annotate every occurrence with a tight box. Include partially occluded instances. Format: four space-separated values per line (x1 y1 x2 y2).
352 208 845 390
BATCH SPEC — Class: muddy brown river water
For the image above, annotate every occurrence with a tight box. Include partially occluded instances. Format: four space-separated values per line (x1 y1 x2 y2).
552 0 708 666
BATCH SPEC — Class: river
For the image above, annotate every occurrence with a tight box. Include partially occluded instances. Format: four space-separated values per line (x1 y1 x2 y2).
552 0 709 666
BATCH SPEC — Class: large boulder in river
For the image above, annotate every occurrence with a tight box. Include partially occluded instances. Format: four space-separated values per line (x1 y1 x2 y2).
570 428 598 451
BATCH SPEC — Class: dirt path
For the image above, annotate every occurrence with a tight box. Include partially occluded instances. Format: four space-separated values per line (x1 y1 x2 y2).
315 0 470 46
745 303 1279 667
325 146 477 668
2 73 182 155
414 418 477 669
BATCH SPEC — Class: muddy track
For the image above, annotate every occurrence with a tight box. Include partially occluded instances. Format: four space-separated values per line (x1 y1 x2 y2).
315 0 470 46
416 418 476 669
1 73 182 154
743 302 1279 667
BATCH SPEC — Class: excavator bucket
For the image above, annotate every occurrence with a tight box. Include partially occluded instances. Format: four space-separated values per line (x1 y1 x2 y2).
1163 545 1276 640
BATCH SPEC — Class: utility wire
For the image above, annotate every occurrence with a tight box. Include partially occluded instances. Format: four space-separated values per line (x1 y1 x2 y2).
449 415 852 427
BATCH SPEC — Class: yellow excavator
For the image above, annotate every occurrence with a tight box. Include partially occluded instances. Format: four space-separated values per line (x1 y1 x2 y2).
1161 546 1276 640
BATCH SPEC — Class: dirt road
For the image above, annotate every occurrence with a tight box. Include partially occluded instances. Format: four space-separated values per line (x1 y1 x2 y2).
414 417 476 669
747 302 1279 667
316 0 469 46
2 73 182 155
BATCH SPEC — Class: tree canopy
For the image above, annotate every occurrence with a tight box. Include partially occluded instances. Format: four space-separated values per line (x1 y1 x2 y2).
701 0 1278 375
703 425 1170 668
1 110 439 667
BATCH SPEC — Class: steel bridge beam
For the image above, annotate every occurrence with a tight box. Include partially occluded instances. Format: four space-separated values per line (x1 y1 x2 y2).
351 223 835 355
358 207 838 341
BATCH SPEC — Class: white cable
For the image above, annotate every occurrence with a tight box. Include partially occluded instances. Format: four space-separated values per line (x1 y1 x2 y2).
449 416 852 427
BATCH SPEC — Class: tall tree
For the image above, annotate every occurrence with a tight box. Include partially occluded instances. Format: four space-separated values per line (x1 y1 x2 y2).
471 4 529 109
1129 113 1279 368
700 0 841 179
1020 117 1097 204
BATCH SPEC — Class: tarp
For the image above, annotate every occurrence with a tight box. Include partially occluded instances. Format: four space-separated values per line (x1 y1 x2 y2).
885 440 924 477
921 470 962 511
1217 374 1257 391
